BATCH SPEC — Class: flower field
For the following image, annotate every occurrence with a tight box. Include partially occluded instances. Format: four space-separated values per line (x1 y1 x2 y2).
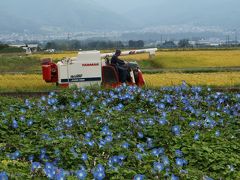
0 84 240 179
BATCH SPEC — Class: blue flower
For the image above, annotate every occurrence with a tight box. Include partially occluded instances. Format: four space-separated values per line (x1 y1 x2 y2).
0 171 8 180
12 119 18 128
161 155 170 166
203 176 214 180
85 132 92 139
194 133 200 141
151 148 160 157
137 143 145 152
87 140 95 147
137 132 144 138
105 135 113 142
93 171 105 180
31 162 41 171
172 125 181 136
134 174 145 180
76 169 87 180
122 142 129 149
215 130 220 137
27 119 33 126
44 162 56 179
92 164 105 180
175 150 183 157
151 148 164 157
171 174 179 180
228 164 235 171
176 158 187 167
135 153 142 160
81 153 88 161
28 155 34 162
55 170 65 180
153 162 164 171
159 119 167 125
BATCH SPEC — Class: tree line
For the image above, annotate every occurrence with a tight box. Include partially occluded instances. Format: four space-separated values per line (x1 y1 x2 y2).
0 43 24 53
45 40 144 50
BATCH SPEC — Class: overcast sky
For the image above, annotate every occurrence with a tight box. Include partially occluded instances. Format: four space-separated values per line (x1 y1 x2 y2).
0 0 239 33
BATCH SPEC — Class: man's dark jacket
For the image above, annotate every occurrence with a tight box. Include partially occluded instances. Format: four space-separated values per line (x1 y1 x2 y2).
111 55 125 66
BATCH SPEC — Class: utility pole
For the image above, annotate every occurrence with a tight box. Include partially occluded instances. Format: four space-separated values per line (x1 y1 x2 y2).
67 33 70 41
226 35 230 47
235 30 238 45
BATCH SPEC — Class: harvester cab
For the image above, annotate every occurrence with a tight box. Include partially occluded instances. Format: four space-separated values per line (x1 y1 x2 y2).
42 48 157 88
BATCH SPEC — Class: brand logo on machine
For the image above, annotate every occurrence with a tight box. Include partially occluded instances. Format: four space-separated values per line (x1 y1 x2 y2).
70 74 83 79
82 63 99 66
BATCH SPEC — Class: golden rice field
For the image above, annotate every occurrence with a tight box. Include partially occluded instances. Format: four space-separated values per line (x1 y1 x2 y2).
0 74 56 92
150 50 240 68
144 72 240 87
0 72 239 92
33 51 78 60
33 50 240 69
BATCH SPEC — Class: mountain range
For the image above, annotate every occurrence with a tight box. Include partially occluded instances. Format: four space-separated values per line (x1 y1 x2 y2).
0 0 239 34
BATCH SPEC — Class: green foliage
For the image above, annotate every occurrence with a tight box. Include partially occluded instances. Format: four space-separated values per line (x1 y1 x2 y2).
0 55 41 72
0 85 239 179
0 44 24 53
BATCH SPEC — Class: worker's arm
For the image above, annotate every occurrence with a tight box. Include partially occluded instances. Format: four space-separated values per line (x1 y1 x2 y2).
117 58 125 65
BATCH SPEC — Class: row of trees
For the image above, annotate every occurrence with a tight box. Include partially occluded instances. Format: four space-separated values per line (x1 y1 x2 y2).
159 39 240 48
0 43 24 53
158 39 191 48
45 40 144 50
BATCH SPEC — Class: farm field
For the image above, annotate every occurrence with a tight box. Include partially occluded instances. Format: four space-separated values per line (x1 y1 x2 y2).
0 72 240 92
1 49 240 73
0 85 239 179
0 49 240 179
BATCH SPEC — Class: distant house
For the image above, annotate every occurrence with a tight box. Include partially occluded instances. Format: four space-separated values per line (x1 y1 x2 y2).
9 44 39 54
45 49 55 53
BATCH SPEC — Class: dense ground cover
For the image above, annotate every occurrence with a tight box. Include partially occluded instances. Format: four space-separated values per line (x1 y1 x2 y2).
0 84 239 179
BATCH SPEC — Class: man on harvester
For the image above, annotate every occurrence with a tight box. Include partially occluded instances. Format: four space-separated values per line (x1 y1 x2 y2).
111 49 130 83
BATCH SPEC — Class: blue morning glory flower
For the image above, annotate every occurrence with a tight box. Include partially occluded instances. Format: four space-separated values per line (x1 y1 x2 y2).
31 162 41 171
175 150 183 157
28 155 34 162
194 133 200 141
12 119 18 128
134 174 145 180
171 174 179 180
172 125 181 136
137 132 144 138
76 169 87 180
27 119 33 126
81 153 88 161
85 132 92 139
133 152 142 160
0 171 8 180
161 155 170 166
215 130 220 137
153 162 164 171
105 135 113 142
122 142 129 149
92 164 105 180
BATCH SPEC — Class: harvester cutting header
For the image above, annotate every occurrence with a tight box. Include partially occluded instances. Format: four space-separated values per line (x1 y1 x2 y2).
42 48 157 88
